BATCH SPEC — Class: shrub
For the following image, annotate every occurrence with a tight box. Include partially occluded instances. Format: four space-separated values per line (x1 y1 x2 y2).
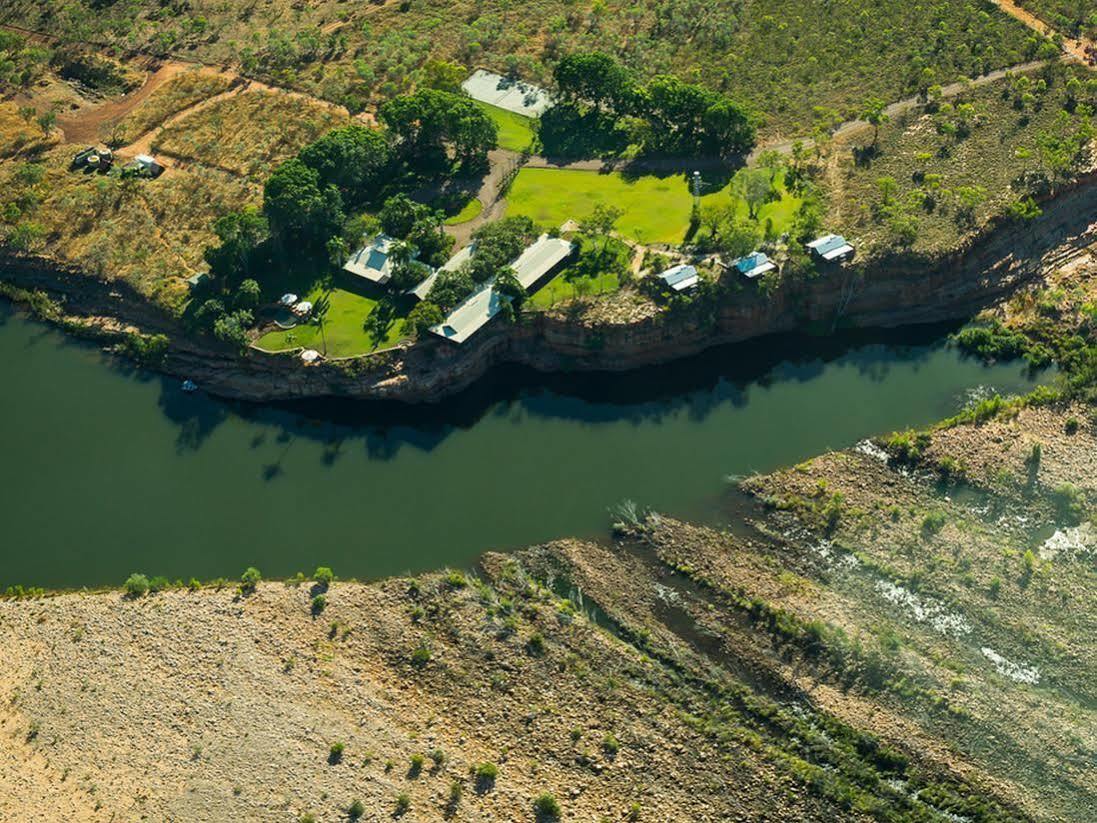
474 761 498 789
448 780 463 807
1051 482 1087 524
313 566 334 587
602 733 621 756
395 793 410 814
526 631 545 656
1065 417 1080 434
239 566 261 594
444 569 467 589
410 646 432 667
329 741 345 764
123 573 150 598
409 753 425 775
533 792 561 819
310 594 327 614
429 748 446 767
347 799 364 819
921 511 947 538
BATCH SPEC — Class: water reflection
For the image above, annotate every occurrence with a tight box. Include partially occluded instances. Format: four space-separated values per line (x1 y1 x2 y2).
0 301 1050 588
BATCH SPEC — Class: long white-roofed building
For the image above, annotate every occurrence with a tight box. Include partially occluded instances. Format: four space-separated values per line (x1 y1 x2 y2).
510 235 575 290
429 283 511 344
429 235 575 344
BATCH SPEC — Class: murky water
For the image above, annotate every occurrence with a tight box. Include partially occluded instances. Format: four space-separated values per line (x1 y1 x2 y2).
0 299 1050 588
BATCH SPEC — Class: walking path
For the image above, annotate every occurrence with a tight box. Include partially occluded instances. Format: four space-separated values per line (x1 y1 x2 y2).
988 0 1096 64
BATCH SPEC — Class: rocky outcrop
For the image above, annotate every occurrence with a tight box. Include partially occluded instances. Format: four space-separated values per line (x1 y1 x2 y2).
3 174 1095 403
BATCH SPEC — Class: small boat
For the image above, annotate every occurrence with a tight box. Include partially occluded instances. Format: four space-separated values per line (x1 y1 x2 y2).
181 379 198 393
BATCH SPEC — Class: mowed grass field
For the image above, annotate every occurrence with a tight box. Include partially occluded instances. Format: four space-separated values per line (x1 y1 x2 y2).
507 167 801 244
254 286 408 356
474 102 536 152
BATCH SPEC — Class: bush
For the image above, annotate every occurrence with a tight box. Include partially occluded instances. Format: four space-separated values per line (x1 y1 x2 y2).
123 573 150 597
533 792 561 819
329 741 345 764
474 761 498 789
410 645 432 667
310 594 327 614
395 793 411 814
313 566 334 588
347 798 364 819
239 566 261 594
921 511 947 538
602 733 621 756
409 753 425 775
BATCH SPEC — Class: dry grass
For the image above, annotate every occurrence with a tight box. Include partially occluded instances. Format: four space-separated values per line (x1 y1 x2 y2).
0 145 257 312
152 90 352 177
103 69 235 147
0 102 60 158
827 64 1096 259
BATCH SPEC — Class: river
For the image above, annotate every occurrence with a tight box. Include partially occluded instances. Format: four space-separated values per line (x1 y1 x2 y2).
0 300 1049 589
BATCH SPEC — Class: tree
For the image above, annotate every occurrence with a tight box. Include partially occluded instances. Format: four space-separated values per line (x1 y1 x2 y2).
404 301 444 338
467 215 537 281
326 235 349 269
860 98 889 146
233 278 261 311
203 207 269 289
493 267 525 313
428 268 476 311
732 167 774 219
552 52 634 113
581 203 624 259
263 159 343 250
379 88 497 171
379 193 428 239
298 125 390 206
422 59 466 93
311 293 331 354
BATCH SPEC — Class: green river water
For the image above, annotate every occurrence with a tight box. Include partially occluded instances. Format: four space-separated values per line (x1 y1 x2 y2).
0 300 1048 589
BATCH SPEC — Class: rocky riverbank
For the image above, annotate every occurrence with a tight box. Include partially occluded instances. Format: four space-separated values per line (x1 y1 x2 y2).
2 173 1095 403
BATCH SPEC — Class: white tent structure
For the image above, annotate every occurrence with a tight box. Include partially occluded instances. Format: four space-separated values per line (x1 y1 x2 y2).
461 70 552 117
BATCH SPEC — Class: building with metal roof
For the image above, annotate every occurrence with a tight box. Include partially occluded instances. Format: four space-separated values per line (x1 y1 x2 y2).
428 235 575 344
806 233 855 263
511 235 575 290
461 69 552 118
731 251 776 279
657 264 700 292
429 282 512 344
344 235 399 284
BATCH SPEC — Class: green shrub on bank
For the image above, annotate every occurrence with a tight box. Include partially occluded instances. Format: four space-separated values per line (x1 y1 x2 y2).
123 573 150 598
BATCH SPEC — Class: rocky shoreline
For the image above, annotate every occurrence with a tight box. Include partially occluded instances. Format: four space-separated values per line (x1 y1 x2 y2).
2 173 1095 404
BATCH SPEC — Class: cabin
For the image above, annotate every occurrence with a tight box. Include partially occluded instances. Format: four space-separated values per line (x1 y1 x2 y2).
344 235 400 285
731 252 776 280
657 264 700 292
461 69 552 117
429 283 511 344
806 233 855 264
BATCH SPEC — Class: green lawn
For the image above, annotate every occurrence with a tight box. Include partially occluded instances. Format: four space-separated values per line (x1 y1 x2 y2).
529 235 628 309
255 286 409 357
443 197 483 225
475 102 536 152
507 167 801 244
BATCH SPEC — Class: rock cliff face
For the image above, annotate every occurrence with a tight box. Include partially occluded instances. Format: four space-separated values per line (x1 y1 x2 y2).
3 174 1095 403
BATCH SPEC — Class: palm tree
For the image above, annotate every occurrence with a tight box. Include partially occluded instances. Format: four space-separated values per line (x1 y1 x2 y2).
312 293 332 355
